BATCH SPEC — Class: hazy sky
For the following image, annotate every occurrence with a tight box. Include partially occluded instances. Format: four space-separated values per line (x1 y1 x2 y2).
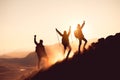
0 0 120 54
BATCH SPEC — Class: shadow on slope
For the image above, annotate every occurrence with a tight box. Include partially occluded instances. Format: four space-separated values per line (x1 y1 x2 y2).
26 33 120 80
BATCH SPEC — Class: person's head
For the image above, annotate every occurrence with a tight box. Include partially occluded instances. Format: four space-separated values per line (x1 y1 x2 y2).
64 31 67 35
39 39 43 44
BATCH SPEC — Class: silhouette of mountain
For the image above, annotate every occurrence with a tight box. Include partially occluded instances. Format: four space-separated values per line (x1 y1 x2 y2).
0 52 37 67
26 32 120 80
0 55 11 58
22 52 38 66
0 52 37 80
0 51 30 58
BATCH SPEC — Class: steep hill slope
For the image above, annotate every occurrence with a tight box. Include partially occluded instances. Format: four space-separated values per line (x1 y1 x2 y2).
28 33 120 80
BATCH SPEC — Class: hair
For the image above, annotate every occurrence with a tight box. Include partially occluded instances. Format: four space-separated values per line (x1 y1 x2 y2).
40 39 43 44
64 31 67 34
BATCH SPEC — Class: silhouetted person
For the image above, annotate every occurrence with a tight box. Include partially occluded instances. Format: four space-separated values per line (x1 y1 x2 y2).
34 35 47 69
55 27 71 59
74 21 87 53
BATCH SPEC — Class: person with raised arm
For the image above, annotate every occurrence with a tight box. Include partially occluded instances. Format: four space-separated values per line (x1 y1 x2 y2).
55 27 71 59
34 35 47 69
74 21 87 53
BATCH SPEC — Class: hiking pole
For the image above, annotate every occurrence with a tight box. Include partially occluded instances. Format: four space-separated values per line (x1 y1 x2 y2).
70 26 73 43
55 28 61 47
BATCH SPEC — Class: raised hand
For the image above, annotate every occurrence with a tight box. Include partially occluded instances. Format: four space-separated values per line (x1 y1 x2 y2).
69 26 71 32
34 35 36 38
83 21 85 24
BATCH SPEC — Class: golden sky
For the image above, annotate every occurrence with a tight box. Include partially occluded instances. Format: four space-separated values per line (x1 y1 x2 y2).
0 0 120 54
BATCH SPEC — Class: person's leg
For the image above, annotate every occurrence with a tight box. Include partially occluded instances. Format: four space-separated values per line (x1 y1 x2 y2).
68 44 71 51
78 39 81 53
37 54 41 69
36 53 39 69
64 45 67 54
83 37 87 49
38 58 40 69
66 45 71 60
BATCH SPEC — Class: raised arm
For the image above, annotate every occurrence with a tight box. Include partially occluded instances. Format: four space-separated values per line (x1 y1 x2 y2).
68 26 71 36
81 21 85 29
55 28 63 36
34 35 38 45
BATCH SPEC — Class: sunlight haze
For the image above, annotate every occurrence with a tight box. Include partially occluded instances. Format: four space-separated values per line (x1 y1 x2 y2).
0 0 120 54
